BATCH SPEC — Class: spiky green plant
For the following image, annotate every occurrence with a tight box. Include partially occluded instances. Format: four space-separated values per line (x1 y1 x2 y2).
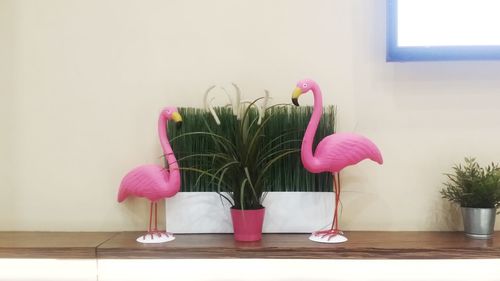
168 105 336 194
170 101 299 209
169 103 335 208
441 157 500 212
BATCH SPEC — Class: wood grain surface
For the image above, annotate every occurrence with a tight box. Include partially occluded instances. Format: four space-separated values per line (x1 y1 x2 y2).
0 232 117 258
97 231 500 259
1 231 498 259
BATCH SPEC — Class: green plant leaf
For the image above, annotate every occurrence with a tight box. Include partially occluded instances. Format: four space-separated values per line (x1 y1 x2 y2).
440 157 500 209
168 105 336 198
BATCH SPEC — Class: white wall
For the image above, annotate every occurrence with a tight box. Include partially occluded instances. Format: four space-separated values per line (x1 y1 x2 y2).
1 0 16 228
1 0 500 231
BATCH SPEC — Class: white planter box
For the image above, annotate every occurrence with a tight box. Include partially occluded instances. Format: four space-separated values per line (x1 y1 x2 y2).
166 192 334 233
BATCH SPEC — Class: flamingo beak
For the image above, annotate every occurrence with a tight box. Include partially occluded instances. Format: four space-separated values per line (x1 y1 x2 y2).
172 112 183 129
292 87 302 106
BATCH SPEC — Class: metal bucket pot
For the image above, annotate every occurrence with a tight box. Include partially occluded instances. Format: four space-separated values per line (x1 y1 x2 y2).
461 207 496 239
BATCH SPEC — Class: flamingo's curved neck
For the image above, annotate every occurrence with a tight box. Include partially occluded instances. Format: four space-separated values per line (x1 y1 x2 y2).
158 115 180 191
301 84 323 171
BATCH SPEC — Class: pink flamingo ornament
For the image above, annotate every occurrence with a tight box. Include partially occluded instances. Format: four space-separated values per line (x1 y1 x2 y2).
292 79 383 243
118 107 183 243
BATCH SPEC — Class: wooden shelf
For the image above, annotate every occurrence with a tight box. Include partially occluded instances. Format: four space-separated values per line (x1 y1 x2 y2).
1 232 499 259
0 232 117 259
98 231 500 259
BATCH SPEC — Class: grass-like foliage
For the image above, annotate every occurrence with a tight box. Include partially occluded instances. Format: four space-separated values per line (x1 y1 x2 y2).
441 157 500 212
168 103 336 209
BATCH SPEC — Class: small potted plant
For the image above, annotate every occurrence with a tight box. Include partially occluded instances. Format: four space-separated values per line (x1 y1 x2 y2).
172 90 298 241
441 157 500 239
200 103 298 241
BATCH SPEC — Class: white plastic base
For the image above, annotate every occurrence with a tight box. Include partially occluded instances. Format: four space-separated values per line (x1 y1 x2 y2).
166 192 335 233
309 233 348 244
136 233 175 244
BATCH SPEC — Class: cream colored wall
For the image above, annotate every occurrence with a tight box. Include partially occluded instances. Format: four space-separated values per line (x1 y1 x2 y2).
1 0 500 231
1 0 15 229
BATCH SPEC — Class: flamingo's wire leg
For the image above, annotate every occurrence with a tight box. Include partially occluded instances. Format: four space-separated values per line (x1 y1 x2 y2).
154 202 158 234
311 172 345 241
331 172 341 231
143 201 154 240
141 201 172 240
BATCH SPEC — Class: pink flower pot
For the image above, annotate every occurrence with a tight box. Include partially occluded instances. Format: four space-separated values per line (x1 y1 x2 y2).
230 207 265 242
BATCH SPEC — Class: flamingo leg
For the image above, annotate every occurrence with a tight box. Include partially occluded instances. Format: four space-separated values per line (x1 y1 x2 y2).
152 201 166 238
315 176 337 236
147 201 171 238
154 202 158 232
165 201 171 237
136 201 175 243
332 172 342 232
157 202 167 237
143 201 154 240
312 172 345 241
331 172 338 230
142 202 166 239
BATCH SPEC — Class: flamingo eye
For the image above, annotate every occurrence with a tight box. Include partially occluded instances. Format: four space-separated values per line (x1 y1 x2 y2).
303 83 308 88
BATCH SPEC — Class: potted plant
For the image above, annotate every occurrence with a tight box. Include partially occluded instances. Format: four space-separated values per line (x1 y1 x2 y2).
168 101 337 234
441 157 500 239
172 97 299 241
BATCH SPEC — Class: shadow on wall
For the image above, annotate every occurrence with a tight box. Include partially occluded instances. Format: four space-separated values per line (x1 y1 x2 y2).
429 199 463 231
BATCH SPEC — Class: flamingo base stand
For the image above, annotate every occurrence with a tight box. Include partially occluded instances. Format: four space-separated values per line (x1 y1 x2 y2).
309 232 347 243
309 173 348 244
136 201 175 244
136 232 175 244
